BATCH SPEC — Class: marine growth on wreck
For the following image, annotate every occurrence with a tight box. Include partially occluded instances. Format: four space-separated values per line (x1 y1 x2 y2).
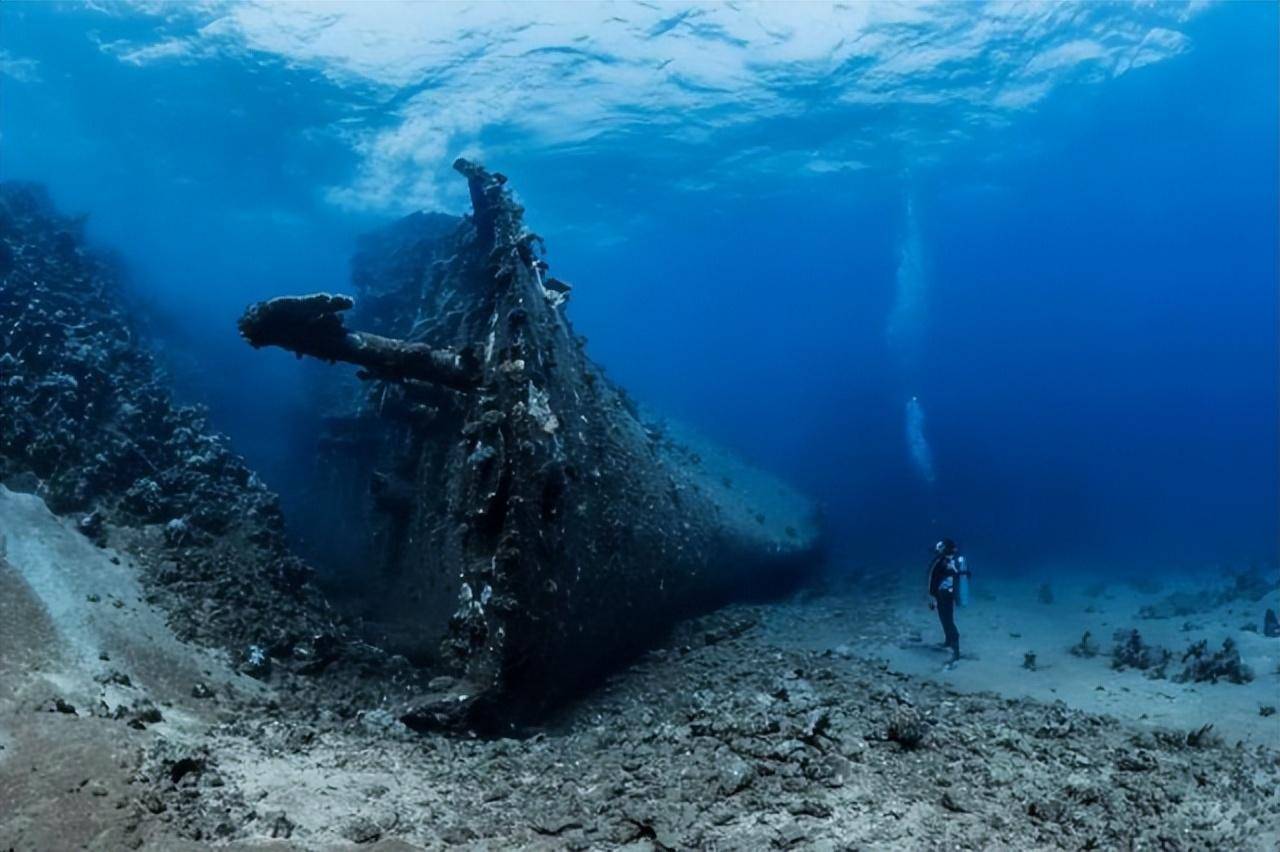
238 159 823 726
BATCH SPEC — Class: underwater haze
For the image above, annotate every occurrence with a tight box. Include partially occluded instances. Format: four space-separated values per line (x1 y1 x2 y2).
2 0 1276 574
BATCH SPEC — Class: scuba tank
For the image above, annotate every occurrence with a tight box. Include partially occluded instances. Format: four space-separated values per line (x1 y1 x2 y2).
956 555 971 606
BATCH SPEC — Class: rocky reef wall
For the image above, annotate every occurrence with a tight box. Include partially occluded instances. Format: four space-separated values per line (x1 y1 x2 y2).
0 182 347 675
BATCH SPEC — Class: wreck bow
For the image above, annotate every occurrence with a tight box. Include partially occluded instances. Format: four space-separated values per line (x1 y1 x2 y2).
239 159 822 729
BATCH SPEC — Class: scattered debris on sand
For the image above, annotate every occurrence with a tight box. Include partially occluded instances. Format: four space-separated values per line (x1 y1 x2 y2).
1264 607 1280 638
1105 632 1255 685
1069 630 1101 658
1153 722 1223 750
1175 637 1255 685
1110 629 1172 678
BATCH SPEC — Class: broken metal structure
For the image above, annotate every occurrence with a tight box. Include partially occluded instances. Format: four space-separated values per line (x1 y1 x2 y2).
240 160 822 727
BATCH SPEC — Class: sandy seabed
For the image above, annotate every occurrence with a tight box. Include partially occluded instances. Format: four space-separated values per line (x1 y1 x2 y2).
2 487 1278 850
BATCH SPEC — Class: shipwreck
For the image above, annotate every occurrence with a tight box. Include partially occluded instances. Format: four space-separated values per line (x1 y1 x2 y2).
239 160 823 728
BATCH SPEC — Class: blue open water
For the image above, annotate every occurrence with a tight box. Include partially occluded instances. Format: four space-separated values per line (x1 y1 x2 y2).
2 1 1275 573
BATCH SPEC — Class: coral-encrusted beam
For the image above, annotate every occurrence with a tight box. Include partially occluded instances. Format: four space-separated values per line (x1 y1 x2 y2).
237 292 479 390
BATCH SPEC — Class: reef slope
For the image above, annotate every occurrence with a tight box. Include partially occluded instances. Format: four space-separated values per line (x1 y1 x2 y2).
0 181 423 721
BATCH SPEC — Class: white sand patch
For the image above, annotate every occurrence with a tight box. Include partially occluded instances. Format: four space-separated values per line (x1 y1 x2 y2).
792 569 1280 746
0 485 262 726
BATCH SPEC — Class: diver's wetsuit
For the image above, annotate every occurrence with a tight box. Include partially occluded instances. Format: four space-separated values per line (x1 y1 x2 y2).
929 553 962 661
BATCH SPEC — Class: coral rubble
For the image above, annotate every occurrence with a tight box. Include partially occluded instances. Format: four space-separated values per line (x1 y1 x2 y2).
120 606 1280 849
1109 629 1172 678
1174 638 1255 685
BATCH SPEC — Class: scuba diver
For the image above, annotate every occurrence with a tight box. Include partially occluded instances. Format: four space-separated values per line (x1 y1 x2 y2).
927 538 970 667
